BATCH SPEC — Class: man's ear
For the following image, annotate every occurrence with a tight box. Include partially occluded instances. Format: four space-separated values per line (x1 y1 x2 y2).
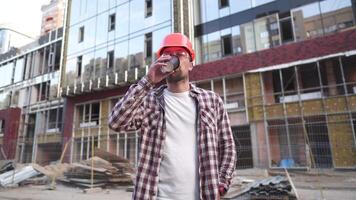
188 62 193 71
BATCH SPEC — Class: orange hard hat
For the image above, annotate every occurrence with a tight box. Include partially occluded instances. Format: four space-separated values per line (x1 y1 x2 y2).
157 33 195 61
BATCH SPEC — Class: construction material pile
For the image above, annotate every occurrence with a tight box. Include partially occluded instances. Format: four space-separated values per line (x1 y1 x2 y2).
0 149 134 189
248 176 293 198
225 176 296 200
59 149 134 188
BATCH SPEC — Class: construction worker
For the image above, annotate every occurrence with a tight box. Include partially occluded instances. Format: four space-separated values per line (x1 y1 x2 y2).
109 33 236 200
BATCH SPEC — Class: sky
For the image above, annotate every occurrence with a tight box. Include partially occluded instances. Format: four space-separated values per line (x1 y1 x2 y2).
0 0 51 43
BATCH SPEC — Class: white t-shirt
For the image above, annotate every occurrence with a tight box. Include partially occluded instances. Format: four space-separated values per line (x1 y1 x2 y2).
157 89 199 200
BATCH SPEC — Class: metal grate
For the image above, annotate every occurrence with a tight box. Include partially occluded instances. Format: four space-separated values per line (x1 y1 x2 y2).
232 125 253 169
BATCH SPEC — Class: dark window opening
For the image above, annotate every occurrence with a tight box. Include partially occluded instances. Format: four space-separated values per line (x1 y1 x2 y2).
272 68 297 102
279 12 294 43
78 26 84 42
37 81 49 101
145 32 152 64
54 41 61 70
77 56 82 77
107 51 114 68
91 103 100 125
282 67 297 92
341 55 356 94
221 34 232 56
145 0 152 17
219 0 229 9
280 19 294 43
108 14 116 31
299 63 320 93
0 120 5 135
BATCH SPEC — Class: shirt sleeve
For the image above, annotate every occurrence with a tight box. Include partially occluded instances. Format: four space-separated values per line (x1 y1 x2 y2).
216 95 237 193
108 76 154 132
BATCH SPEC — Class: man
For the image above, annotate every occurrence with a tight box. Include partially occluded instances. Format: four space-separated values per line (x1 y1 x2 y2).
109 33 236 200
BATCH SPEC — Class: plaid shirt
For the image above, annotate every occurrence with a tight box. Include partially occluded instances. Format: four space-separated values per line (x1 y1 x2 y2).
109 76 236 200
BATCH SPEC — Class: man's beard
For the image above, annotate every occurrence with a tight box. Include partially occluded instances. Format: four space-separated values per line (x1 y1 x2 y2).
166 69 188 83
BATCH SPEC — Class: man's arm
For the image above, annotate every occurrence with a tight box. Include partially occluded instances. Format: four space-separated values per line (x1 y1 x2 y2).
109 55 173 132
216 96 237 195
108 76 153 132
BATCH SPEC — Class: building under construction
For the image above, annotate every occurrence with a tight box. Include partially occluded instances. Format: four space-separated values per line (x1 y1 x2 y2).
0 0 356 170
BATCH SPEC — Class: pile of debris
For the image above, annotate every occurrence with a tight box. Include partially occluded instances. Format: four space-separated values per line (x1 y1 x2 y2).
224 175 297 200
0 149 134 189
59 155 134 188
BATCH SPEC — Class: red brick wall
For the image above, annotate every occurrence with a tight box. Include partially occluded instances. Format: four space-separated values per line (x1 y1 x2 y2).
0 108 21 159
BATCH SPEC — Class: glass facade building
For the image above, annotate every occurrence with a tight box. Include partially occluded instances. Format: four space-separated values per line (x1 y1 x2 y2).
194 0 354 64
0 0 355 170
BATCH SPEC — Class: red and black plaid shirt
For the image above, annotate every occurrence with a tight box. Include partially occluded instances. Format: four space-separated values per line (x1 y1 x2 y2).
109 76 236 200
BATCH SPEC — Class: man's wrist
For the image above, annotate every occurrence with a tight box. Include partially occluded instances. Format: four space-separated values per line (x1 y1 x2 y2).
145 74 155 86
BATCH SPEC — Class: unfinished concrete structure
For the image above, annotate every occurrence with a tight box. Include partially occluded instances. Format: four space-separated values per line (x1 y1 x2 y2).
0 28 64 165
57 0 356 170
0 0 353 170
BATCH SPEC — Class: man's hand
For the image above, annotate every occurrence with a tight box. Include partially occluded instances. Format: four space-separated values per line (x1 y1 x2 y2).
147 55 174 84
219 185 227 197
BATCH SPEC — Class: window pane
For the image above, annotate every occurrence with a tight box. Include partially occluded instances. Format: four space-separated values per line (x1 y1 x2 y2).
205 0 219 22
116 3 129 38
70 0 81 25
320 0 354 35
207 31 221 62
115 41 129 73
64 58 76 86
0 62 14 87
202 35 209 63
231 0 252 14
152 0 171 25
97 0 109 13
83 52 95 81
254 14 280 51
292 2 323 41
94 48 107 79
84 18 96 50
129 36 144 69
14 58 24 83
241 22 256 53
130 0 145 33
95 13 108 46
232 25 243 54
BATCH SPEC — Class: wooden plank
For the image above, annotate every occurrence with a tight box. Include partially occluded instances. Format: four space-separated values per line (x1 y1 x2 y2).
94 148 130 163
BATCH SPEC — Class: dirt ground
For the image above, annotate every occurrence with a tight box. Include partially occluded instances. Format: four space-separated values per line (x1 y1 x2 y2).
0 169 355 200
0 185 132 200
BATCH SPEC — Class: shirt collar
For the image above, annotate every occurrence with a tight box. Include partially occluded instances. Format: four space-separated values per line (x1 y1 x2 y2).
154 83 201 98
